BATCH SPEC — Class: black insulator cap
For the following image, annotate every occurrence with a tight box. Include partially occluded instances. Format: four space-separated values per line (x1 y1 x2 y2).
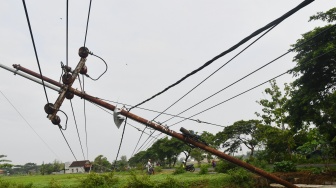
65 91 74 100
78 47 89 58
80 65 88 75
63 65 72 73
44 103 55 115
52 115 61 125
62 73 72 85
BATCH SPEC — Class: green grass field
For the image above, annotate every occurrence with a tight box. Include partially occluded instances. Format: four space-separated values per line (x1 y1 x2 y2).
0 170 231 188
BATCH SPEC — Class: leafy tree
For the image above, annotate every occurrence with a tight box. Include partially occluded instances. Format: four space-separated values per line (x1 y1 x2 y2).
256 80 291 130
114 155 128 171
286 8 336 156
0 155 11 169
200 131 218 162
129 151 147 167
150 136 184 167
92 155 111 172
190 148 204 167
23 163 37 174
215 120 264 157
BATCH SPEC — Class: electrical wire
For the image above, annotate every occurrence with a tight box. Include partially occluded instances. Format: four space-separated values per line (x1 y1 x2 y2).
85 52 108 81
160 23 336 125
137 24 279 151
130 0 314 110
0 90 60 160
152 24 278 122
98 98 224 127
82 75 89 160
66 0 69 68
59 128 78 161
168 48 336 128
21 0 50 104
70 100 86 160
135 47 336 155
131 126 148 157
114 109 129 170
83 0 92 47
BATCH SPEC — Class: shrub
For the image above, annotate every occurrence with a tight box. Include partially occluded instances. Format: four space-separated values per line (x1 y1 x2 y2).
78 172 119 188
125 171 154 188
215 160 237 173
154 166 162 173
246 158 269 170
172 166 186 175
48 178 61 188
155 176 185 188
227 168 254 188
198 165 208 175
273 161 296 172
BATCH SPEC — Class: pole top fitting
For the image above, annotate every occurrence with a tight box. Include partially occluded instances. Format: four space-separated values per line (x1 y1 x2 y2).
78 47 89 58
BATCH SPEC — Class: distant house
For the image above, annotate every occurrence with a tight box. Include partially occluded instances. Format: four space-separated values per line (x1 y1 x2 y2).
0 169 4 175
66 160 91 174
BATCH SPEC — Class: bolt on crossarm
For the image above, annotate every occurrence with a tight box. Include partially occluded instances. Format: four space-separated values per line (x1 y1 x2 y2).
10 64 298 188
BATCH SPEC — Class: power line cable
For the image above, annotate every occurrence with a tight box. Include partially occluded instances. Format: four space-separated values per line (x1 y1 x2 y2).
83 0 92 47
136 47 336 154
0 90 60 160
137 24 279 151
152 24 278 122
59 128 78 161
85 52 108 81
87 100 157 139
168 48 336 128
161 23 336 125
21 0 50 103
82 75 89 160
113 110 129 169
66 0 69 68
98 98 224 127
70 100 86 160
130 0 314 110
131 126 148 157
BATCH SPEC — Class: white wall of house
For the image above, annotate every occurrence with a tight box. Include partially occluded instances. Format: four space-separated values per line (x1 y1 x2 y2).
68 167 85 173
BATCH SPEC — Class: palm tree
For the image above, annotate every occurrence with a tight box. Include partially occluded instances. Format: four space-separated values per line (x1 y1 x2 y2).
0 155 11 163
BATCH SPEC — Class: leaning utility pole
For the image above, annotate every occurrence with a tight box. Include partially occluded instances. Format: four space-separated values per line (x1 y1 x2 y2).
1 49 297 187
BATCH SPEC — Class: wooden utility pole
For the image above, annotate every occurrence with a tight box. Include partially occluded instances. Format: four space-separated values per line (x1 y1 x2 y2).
7 63 298 188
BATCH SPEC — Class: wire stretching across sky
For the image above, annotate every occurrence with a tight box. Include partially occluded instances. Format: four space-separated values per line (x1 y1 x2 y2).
0 90 60 160
70 100 86 160
135 23 336 150
160 23 336 125
99 98 224 127
168 48 336 128
132 25 280 153
151 24 278 122
135 48 336 153
21 0 50 104
130 0 314 110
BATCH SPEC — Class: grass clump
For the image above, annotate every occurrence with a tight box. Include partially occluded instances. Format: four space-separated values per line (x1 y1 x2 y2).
125 171 154 188
77 172 119 188
172 166 186 175
273 161 296 172
226 168 254 188
215 160 237 173
156 176 186 188
0 177 33 188
198 166 208 175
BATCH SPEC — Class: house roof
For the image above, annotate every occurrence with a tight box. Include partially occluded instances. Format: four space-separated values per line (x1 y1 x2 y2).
69 160 91 167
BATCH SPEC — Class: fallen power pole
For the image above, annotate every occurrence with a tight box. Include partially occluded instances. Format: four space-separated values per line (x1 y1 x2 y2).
3 62 297 188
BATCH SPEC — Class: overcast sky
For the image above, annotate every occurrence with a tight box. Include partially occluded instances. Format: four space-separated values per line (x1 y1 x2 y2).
0 1 335 165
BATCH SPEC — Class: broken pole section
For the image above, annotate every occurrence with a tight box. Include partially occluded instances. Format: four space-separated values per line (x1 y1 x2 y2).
11 64 298 188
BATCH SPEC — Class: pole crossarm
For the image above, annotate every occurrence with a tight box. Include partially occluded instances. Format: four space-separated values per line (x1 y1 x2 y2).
47 57 86 121
9 64 297 188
